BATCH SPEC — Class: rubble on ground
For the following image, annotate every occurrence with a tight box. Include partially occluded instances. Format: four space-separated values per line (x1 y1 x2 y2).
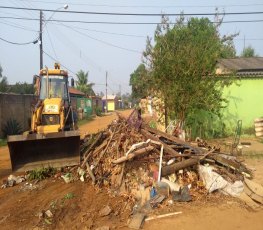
2 109 263 228
76 109 263 227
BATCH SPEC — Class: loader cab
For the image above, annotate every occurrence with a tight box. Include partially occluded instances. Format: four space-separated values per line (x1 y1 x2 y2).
39 63 69 100
39 75 69 100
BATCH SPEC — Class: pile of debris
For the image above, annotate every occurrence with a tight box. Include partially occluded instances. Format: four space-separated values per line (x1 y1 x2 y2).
2 109 262 228
77 109 263 216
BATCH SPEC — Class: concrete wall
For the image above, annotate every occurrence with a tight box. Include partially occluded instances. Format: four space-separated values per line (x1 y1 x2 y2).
222 78 263 130
0 93 35 138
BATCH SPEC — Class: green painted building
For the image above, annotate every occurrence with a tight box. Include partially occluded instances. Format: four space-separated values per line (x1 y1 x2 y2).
216 57 263 131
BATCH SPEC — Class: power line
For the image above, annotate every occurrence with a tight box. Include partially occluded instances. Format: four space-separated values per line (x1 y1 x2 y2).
1 16 263 25
0 20 38 32
50 23 108 73
59 23 142 53
0 35 38 45
43 50 111 87
1 5 263 16
45 24 58 60
13 0 263 8
43 50 77 75
53 22 146 38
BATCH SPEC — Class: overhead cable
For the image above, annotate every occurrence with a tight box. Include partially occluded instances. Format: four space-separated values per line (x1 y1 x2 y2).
60 23 142 53
0 36 38 45
15 0 263 8
1 16 263 24
1 5 263 16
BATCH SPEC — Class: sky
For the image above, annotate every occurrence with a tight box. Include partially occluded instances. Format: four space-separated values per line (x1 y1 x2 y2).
0 0 263 95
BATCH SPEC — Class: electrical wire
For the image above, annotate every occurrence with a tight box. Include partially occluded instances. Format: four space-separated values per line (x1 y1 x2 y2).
0 20 38 32
0 36 38 45
1 16 263 24
1 5 263 16
50 23 107 73
10 1 263 8
10 0 37 18
45 24 58 60
58 23 142 53
43 50 112 89
42 50 76 75
53 22 146 38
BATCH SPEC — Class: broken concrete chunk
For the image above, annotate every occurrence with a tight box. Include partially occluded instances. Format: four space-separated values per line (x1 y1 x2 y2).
45 210 53 218
99 206 112 217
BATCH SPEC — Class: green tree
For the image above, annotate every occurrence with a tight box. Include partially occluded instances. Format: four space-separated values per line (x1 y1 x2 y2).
129 63 150 100
241 45 257 57
0 64 8 92
76 70 95 96
9 82 34 94
143 16 234 125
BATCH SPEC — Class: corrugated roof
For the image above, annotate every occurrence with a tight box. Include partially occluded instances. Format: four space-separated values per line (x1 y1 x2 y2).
68 87 85 96
102 95 117 100
218 57 263 71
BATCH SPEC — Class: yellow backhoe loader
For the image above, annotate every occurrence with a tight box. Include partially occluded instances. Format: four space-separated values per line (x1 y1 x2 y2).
7 63 80 172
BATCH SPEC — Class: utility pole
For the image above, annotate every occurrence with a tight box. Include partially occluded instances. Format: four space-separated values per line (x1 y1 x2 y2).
105 71 108 113
39 10 43 70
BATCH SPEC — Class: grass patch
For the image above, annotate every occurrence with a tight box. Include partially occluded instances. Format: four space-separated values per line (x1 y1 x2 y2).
27 167 57 180
0 139 7 147
63 192 75 200
78 115 94 126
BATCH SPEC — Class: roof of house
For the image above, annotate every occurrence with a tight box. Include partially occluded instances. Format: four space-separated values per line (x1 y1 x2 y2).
102 94 117 100
68 87 85 96
217 57 263 76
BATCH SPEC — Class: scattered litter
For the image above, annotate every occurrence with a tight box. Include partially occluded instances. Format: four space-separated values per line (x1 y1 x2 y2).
1 175 26 188
172 186 192 202
45 210 53 218
61 173 73 183
145 211 182 221
150 194 165 208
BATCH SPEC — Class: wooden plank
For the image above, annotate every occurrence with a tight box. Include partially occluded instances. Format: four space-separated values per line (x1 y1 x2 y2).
112 146 154 164
141 129 181 157
161 158 199 176
142 125 203 154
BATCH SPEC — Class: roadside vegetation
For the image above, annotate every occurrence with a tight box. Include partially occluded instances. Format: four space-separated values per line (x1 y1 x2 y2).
130 13 239 139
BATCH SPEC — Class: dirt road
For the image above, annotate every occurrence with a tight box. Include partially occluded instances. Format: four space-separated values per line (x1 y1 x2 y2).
1 110 263 229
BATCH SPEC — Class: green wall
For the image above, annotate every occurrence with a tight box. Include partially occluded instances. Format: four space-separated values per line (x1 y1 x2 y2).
77 98 92 116
223 78 263 130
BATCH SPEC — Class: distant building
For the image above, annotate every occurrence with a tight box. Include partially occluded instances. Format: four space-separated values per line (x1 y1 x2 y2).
69 87 92 119
102 94 119 111
216 57 263 129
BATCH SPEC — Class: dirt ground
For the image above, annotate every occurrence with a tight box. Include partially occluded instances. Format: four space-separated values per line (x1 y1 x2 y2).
1 110 263 229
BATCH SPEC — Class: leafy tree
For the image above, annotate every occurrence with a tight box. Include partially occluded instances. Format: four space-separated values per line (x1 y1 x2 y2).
9 82 34 94
241 45 257 57
142 16 234 125
220 36 236 58
76 70 95 96
0 64 8 92
129 64 150 100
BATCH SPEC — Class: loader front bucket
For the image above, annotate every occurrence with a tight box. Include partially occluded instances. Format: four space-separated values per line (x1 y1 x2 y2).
7 131 80 172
